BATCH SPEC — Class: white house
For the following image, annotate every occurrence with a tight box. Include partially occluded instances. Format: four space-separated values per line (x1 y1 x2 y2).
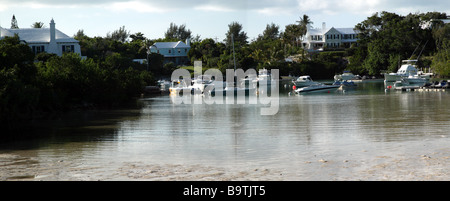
0 19 81 56
150 39 191 66
302 23 358 52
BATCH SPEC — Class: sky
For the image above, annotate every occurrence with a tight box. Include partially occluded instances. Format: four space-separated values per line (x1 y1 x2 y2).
1 0 449 42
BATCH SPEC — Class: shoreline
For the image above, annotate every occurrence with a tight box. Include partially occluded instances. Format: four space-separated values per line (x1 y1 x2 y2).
1 147 448 181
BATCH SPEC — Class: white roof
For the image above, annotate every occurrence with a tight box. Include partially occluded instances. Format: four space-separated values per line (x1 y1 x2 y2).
307 27 358 36
334 28 357 35
1 27 78 43
307 28 325 35
151 41 190 49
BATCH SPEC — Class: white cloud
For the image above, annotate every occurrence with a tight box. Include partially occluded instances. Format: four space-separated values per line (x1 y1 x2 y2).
194 5 235 12
106 1 172 13
1 0 448 16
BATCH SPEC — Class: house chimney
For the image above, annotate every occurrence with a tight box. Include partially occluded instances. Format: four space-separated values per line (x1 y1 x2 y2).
322 22 326 31
186 38 191 46
50 18 55 42
48 18 58 55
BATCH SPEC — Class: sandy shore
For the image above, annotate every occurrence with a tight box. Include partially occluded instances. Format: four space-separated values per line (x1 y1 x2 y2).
1 147 448 181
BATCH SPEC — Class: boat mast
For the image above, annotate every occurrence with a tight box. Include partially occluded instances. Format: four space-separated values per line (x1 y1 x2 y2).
232 33 236 71
416 40 429 61
231 34 237 87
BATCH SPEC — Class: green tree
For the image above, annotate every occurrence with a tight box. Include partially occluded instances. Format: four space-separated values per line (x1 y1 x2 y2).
258 23 280 41
130 32 146 42
164 23 192 41
31 22 45 28
351 11 446 76
224 22 248 46
0 35 38 124
107 26 130 43
432 23 450 77
282 24 301 47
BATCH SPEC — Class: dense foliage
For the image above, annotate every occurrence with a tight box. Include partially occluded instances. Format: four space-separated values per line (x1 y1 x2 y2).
347 11 448 76
0 35 154 128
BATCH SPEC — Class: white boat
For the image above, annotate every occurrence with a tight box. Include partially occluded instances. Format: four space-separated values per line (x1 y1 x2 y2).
258 68 270 80
257 68 271 86
294 84 339 94
384 60 420 82
334 71 359 81
169 79 200 95
390 75 427 91
192 75 214 94
157 80 171 92
402 75 427 86
208 85 256 96
242 74 259 88
292 75 320 88
333 80 357 88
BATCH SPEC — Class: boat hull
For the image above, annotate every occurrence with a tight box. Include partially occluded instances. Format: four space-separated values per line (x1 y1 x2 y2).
295 85 339 94
208 87 256 96
384 73 405 82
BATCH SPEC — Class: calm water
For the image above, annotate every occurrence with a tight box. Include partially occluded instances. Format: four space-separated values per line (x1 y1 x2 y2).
1 81 449 180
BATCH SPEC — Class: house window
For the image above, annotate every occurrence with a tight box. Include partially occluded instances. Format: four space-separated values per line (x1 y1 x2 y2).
32 46 45 54
62 45 75 53
185 49 187 53
178 49 181 54
169 50 172 54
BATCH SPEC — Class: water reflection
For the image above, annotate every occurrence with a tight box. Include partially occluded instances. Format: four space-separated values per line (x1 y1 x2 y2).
119 82 450 167
1 81 449 177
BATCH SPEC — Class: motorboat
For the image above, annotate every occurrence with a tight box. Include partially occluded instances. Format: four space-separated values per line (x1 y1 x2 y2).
258 68 271 81
292 75 320 88
157 80 171 92
207 82 256 96
429 80 449 88
169 79 201 95
384 60 420 82
333 80 357 87
257 68 271 86
242 74 259 89
389 75 427 91
402 75 427 86
192 75 214 94
334 71 359 81
294 84 339 94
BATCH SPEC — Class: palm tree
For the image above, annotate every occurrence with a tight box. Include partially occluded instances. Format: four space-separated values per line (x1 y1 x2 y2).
31 22 45 28
296 14 313 37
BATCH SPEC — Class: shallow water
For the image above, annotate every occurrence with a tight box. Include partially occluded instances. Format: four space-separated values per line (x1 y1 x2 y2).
1 81 449 180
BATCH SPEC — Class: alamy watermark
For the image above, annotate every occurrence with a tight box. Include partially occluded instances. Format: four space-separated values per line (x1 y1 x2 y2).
170 61 279 115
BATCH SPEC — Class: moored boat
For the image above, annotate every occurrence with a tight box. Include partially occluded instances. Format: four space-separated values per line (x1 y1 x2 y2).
334 71 360 81
333 80 357 87
292 75 320 88
384 60 424 82
294 84 339 94
169 79 201 95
